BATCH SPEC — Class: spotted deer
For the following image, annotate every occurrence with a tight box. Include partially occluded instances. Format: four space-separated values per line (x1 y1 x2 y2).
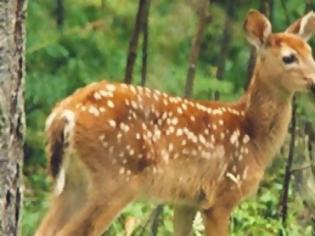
35 9 315 236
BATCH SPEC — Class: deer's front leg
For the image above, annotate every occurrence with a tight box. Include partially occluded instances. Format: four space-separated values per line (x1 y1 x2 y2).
173 206 196 236
202 206 232 236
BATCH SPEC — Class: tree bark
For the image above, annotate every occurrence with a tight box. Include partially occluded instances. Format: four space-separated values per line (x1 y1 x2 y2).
279 99 296 225
305 0 314 13
304 122 315 176
184 0 210 98
149 205 163 236
55 0 64 29
124 0 150 84
0 0 26 235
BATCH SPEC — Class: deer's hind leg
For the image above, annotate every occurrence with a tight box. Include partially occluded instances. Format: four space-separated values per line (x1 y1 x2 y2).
55 178 138 236
35 154 89 236
52 154 140 236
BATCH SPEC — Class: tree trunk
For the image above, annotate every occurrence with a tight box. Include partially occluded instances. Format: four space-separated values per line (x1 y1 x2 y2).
55 0 64 29
0 0 26 235
305 0 314 14
184 0 210 98
124 0 150 84
279 99 296 225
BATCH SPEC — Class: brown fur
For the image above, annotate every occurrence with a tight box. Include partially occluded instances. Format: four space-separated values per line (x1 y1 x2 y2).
35 10 315 236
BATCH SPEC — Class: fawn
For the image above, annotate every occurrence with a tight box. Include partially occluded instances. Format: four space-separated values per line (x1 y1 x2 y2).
35 9 315 236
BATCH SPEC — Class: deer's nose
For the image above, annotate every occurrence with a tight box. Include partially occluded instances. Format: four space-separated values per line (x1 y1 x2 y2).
305 74 315 92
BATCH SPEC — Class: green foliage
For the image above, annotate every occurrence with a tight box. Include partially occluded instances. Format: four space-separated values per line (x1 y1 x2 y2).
22 168 50 236
23 0 315 235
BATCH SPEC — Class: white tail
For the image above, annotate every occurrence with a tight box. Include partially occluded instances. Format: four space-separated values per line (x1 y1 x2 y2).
36 9 315 236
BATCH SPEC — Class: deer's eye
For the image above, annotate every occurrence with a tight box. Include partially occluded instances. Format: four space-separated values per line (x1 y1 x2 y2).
282 54 297 64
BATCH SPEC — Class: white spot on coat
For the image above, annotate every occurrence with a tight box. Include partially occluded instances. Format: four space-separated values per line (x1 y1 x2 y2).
230 129 240 145
93 92 102 100
243 134 250 144
88 106 100 116
107 100 115 108
106 84 116 92
109 120 116 128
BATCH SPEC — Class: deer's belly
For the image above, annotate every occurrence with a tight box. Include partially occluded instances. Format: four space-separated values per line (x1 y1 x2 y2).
139 159 220 207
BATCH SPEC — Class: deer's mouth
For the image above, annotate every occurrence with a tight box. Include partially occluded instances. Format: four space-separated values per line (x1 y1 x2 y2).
310 80 315 93
304 77 315 93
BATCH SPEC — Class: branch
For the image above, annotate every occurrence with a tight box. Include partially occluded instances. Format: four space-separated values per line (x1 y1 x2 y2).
290 163 315 174
124 0 150 84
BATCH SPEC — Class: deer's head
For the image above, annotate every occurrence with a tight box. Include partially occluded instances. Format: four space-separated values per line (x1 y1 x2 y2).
244 10 315 95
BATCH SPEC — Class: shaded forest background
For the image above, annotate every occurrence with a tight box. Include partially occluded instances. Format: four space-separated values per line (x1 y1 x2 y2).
23 0 315 235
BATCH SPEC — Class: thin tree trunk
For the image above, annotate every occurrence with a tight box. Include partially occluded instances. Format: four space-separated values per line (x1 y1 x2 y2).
141 0 151 86
148 205 163 236
124 0 150 84
214 0 234 100
0 0 27 235
279 99 296 225
139 205 163 236
55 0 64 28
305 0 314 13
184 0 210 98
305 122 315 176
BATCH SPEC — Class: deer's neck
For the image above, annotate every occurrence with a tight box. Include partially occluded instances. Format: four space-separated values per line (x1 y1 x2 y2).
243 71 293 166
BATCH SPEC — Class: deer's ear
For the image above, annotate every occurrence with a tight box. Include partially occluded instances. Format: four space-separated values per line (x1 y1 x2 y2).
244 9 272 48
285 11 315 41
